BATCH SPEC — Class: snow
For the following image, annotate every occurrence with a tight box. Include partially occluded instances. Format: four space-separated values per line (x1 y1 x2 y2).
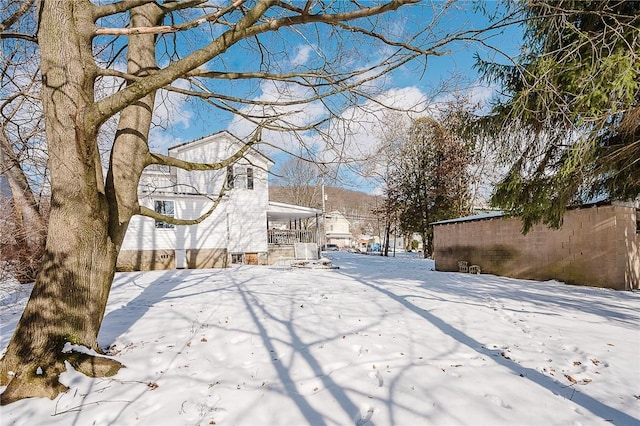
430 210 504 225
1 252 639 425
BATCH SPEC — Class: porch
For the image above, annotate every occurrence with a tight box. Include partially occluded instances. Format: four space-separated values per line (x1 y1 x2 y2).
268 229 317 245
266 201 322 264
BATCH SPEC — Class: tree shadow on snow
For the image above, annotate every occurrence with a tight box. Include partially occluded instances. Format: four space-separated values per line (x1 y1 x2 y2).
332 252 639 326
229 274 367 426
330 256 638 425
99 269 231 348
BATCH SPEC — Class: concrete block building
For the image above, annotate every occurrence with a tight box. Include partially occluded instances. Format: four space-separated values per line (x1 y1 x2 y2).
432 202 639 290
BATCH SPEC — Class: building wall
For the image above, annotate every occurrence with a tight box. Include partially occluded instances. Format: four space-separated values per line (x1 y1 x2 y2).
186 248 228 269
117 132 272 271
325 211 352 248
326 236 351 248
433 205 639 290
116 249 175 271
326 212 350 234
267 246 295 265
169 133 271 257
120 195 229 251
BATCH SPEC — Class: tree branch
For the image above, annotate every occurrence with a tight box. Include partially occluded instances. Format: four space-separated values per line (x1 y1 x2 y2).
165 50 421 110
88 0 438 129
94 0 244 35
88 0 272 129
92 0 156 20
0 32 38 43
147 124 264 170
0 0 36 33
138 185 227 226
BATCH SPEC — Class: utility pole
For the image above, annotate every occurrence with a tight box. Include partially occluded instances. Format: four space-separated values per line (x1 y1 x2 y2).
321 180 326 248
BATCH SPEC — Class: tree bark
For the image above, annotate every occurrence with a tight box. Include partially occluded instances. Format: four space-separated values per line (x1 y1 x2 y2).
0 0 167 404
0 0 122 404
106 2 162 242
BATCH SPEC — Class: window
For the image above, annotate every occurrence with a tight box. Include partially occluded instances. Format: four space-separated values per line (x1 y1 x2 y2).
247 167 254 190
154 200 175 229
226 166 234 189
636 208 640 233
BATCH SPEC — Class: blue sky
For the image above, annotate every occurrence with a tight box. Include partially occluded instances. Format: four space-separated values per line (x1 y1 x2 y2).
145 1 525 192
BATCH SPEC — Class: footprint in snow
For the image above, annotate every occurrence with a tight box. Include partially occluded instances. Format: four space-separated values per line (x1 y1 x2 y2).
368 370 383 387
483 394 511 409
352 344 369 357
355 405 375 426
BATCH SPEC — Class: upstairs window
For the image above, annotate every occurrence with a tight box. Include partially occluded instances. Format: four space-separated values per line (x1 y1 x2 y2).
247 167 254 190
154 200 175 229
226 166 234 189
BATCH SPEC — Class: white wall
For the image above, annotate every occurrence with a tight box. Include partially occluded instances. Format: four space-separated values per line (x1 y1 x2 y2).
326 212 350 234
121 195 229 251
122 132 272 255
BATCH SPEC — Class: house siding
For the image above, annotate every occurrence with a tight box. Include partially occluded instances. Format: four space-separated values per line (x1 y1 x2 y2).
325 211 352 248
117 131 273 271
433 205 639 290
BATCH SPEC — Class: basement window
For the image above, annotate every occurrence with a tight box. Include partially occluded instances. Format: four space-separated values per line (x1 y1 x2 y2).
154 200 175 229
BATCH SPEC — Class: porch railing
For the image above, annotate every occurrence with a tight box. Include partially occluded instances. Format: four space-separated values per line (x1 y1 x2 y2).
268 229 317 245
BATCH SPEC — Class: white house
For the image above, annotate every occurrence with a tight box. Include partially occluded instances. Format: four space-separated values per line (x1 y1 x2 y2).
117 131 321 271
324 210 353 249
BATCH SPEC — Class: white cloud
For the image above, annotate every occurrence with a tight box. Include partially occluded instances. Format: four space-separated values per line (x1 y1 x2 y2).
148 129 186 153
226 79 328 157
225 82 436 190
291 45 314 67
322 86 433 163
221 64 497 193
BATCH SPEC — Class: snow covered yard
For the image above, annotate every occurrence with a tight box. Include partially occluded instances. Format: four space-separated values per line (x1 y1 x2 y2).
1 252 638 425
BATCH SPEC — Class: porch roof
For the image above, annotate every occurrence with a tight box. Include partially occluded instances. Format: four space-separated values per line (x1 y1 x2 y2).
267 201 322 222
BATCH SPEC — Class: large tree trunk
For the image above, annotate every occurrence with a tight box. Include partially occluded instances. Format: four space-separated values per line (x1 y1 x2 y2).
0 0 164 404
0 0 122 404
106 2 162 240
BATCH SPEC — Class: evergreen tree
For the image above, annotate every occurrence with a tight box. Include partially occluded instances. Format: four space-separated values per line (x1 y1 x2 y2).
477 0 639 231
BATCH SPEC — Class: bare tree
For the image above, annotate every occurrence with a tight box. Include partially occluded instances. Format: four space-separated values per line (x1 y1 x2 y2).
394 116 471 257
1 0 47 282
271 155 323 209
365 112 410 255
0 0 522 403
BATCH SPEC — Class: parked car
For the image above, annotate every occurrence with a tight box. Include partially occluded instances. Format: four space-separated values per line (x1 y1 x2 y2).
322 243 339 251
